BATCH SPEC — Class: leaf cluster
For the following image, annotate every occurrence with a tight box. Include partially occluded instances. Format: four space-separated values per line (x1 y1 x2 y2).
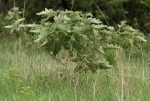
4 8 146 73
25 9 146 73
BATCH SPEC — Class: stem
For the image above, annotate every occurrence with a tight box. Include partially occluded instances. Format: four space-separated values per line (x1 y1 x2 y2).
93 72 99 101
140 43 145 81
93 82 96 101
50 55 66 67
105 70 112 101
23 0 27 18
71 0 74 10
140 42 146 99
93 2 109 26
121 65 124 101
74 72 79 101
14 0 16 7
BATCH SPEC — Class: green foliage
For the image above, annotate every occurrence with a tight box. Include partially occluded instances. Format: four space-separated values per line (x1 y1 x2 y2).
4 7 33 42
0 14 10 37
0 14 5 36
2 0 150 34
24 9 146 73
6 68 22 82
5 7 25 35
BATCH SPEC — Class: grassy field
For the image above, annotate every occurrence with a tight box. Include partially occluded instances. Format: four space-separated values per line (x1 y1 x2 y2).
0 38 150 101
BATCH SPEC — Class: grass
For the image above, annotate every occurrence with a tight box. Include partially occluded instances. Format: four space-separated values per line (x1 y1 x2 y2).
0 37 150 101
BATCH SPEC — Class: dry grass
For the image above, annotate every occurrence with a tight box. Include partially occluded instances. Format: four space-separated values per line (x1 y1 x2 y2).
0 38 150 101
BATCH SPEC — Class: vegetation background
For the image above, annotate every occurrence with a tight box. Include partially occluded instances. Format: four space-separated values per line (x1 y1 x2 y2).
0 0 150 101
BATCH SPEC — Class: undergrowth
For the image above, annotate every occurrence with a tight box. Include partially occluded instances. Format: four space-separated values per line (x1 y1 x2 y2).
0 37 149 101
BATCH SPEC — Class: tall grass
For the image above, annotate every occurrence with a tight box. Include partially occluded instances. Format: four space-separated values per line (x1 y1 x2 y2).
0 38 149 101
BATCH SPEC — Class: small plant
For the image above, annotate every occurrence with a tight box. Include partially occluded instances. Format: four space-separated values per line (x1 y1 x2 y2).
25 8 146 73
6 68 22 82
20 86 33 95
5 7 26 39
5 8 146 73
0 13 10 36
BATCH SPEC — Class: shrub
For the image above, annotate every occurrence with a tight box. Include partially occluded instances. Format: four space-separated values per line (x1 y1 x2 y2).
24 9 146 73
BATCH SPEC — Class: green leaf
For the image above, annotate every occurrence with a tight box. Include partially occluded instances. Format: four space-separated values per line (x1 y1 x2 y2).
93 29 99 36
41 40 48 46
5 25 14 29
88 18 101 24
63 15 70 21
119 21 126 28
80 34 88 40
70 12 82 21
72 26 83 34
56 24 67 33
136 36 147 42
106 54 116 66
52 40 62 55
26 24 40 28
15 18 25 25
37 8 54 17
108 26 114 31
70 36 81 51
120 31 131 35
86 12 93 17
98 46 105 54
30 29 41 33
34 27 50 42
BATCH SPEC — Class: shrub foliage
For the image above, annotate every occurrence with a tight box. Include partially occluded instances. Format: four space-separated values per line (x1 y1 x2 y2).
6 8 146 73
